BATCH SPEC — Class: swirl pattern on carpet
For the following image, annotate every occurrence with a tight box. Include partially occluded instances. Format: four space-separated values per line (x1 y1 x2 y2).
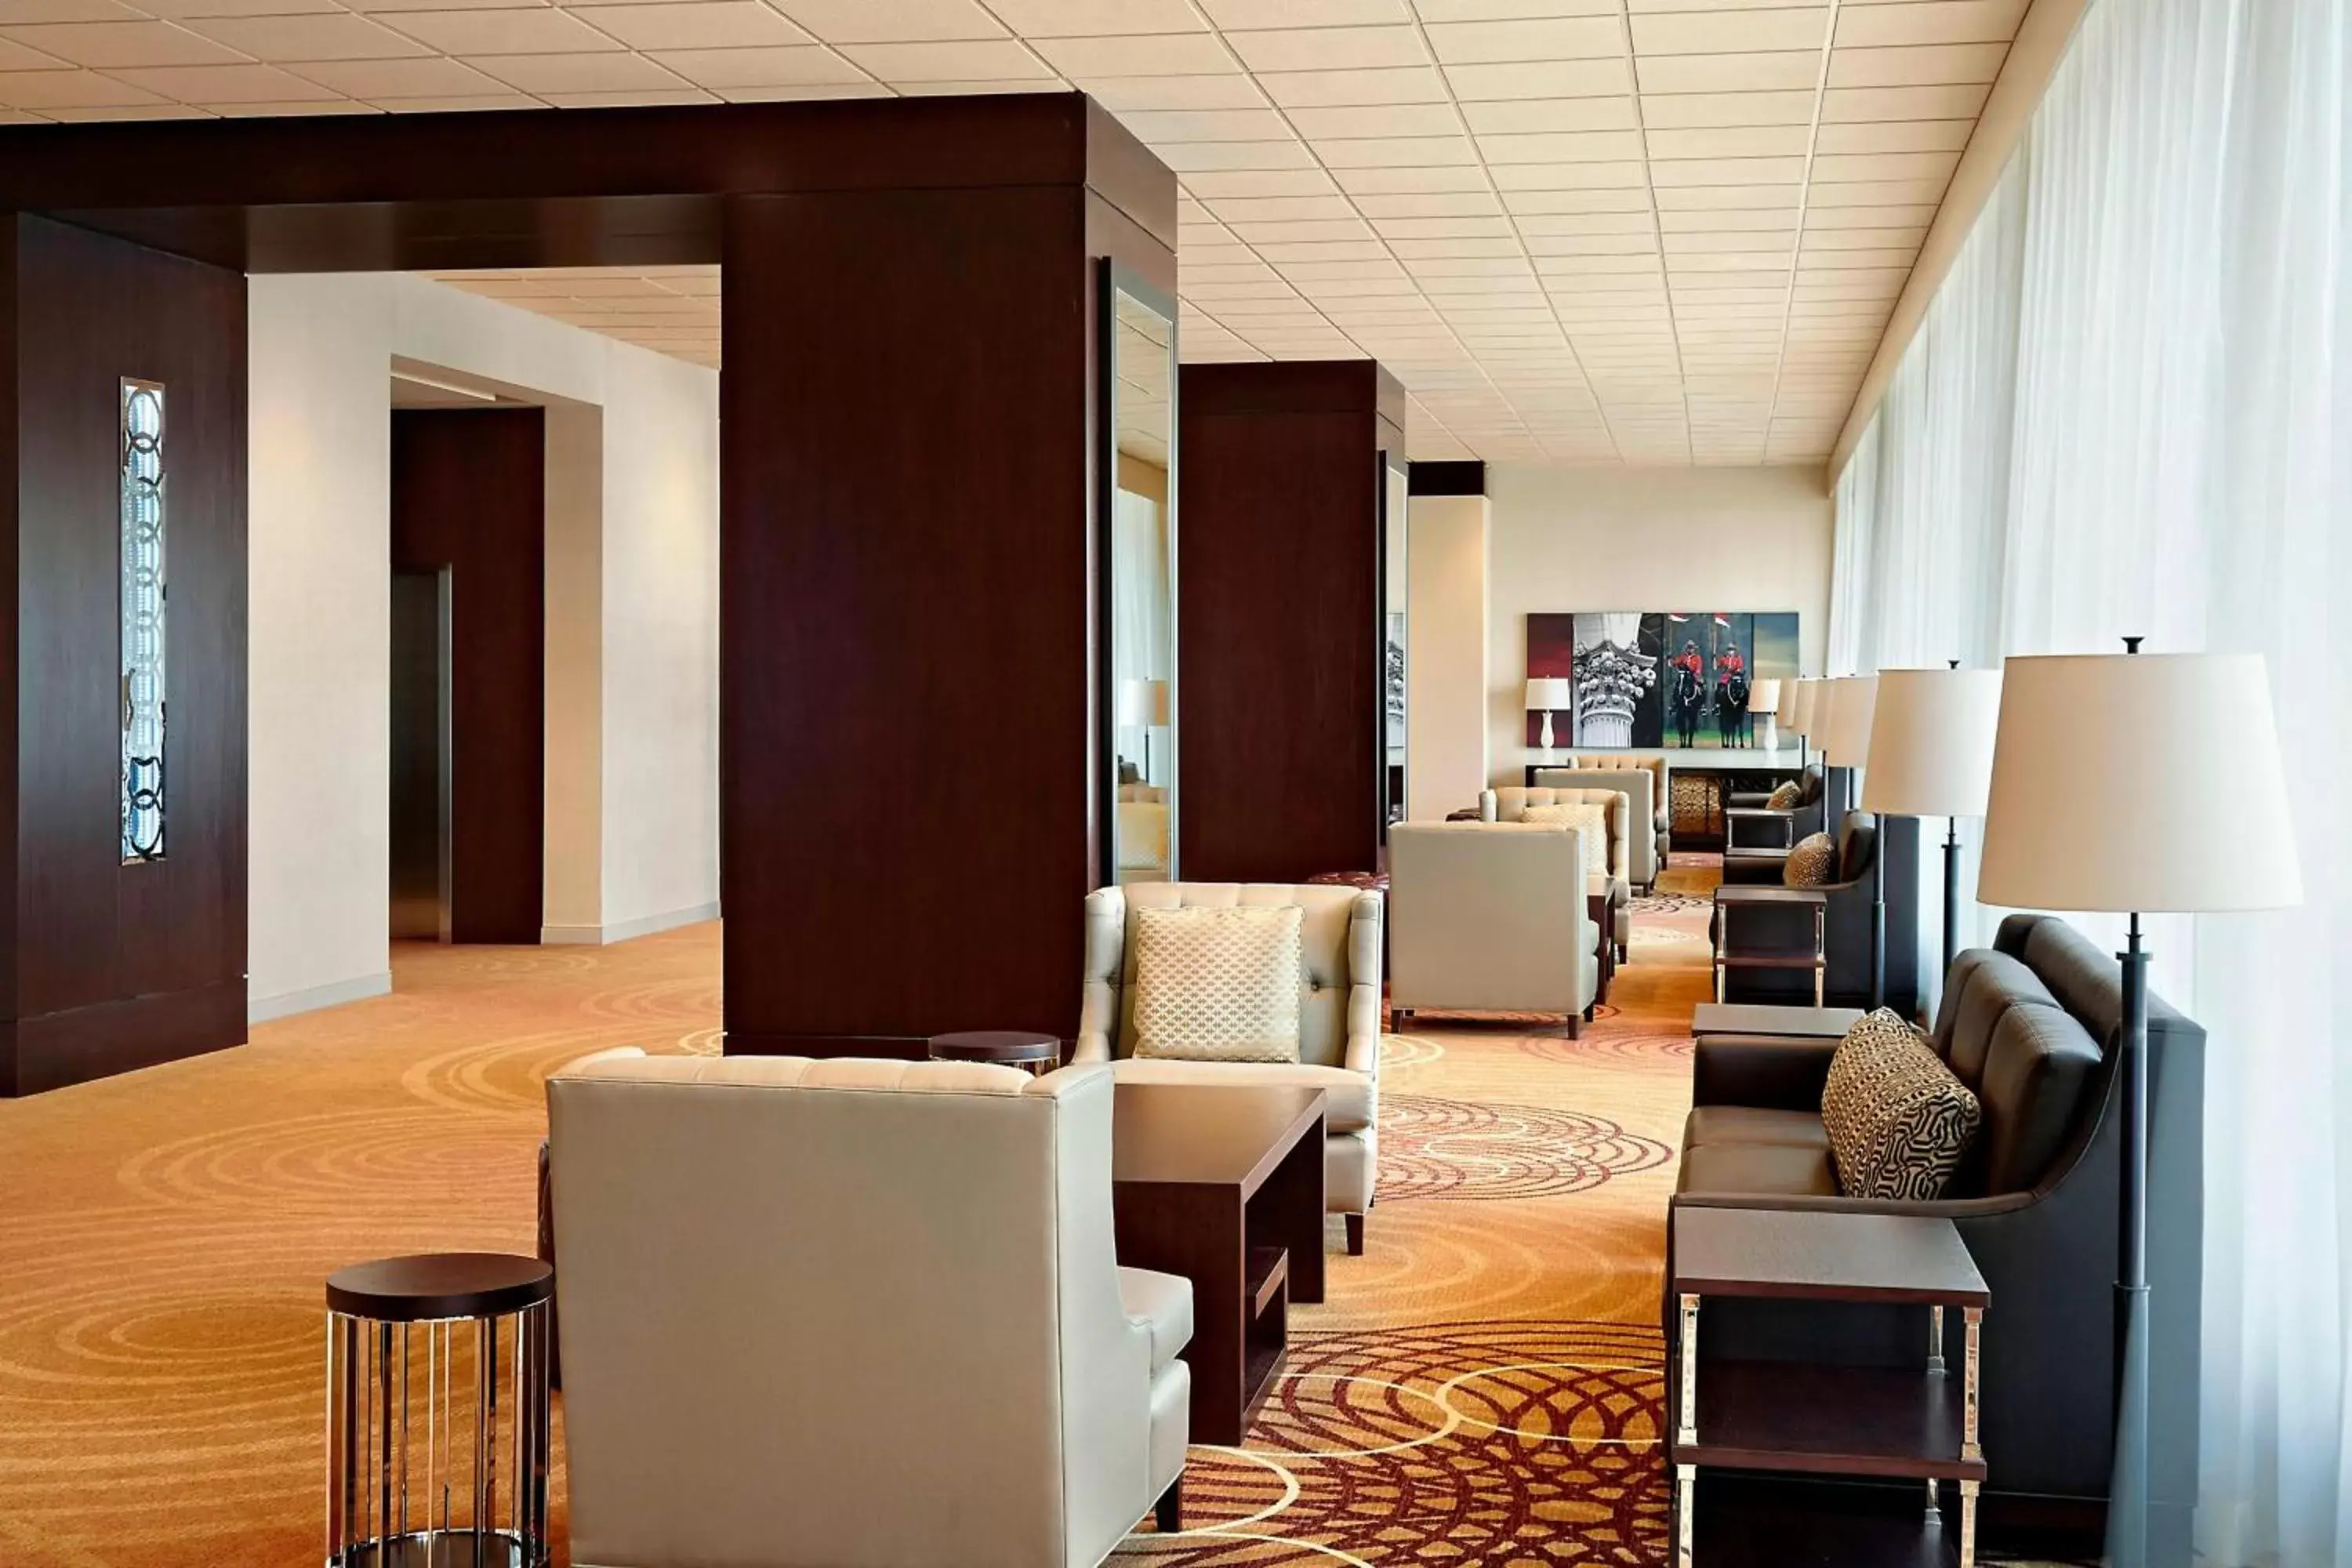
1376 1095 1674 1203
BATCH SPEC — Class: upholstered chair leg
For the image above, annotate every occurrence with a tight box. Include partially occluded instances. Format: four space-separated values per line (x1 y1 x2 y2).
1155 1479 1182 1533
1345 1213 1366 1255
1566 1013 1583 1040
1392 1007 1413 1029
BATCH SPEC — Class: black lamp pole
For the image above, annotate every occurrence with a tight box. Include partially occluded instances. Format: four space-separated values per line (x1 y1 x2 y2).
1940 661 1964 978
2109 635 2152 1568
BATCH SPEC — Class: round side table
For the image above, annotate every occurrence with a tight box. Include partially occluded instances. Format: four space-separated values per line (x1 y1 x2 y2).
927 1029 1061 1076
324 1252 554 1568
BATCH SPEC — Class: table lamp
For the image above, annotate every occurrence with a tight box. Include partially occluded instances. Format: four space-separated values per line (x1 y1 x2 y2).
1862 665 2002 978
1526 677 1572 754
1748 678 1781 753
1976 642 2300 1568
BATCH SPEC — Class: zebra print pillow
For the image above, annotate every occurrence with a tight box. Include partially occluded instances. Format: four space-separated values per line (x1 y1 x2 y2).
1820 1009 1982 1200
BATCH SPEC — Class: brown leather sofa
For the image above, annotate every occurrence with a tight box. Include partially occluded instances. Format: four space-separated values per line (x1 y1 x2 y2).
1669 913 2206 1560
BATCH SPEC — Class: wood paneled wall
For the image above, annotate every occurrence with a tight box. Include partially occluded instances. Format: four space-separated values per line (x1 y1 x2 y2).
390 408 546 946
1178 361 1405 884
0 215 246 1095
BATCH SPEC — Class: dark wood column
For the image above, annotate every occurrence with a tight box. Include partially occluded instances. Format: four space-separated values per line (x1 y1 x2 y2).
720 115 1174 1057
390 408 546 946
0 215 246 1095
1178 361 1404 884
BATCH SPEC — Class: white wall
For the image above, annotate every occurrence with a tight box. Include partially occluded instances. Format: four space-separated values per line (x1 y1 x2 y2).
1483 465 1832 786
248 274 720 1019
1404 494 1490 819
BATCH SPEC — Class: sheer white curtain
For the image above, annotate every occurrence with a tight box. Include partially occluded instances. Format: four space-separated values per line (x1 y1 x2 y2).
1828 0 2352 1559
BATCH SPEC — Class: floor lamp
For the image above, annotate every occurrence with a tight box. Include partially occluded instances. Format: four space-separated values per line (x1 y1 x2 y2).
1976 644 2301 1568
1816 675 1880 1007
1861 666 2003 982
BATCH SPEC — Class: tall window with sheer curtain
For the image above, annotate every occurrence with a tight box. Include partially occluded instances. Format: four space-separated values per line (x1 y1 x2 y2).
1828 0 2351 1559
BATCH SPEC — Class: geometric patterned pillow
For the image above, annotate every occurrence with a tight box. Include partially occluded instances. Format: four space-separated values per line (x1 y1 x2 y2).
1819 1008 1982 1200
1766 779 1803 810
1783 830 1838 886
1131 906 1303 1064
1522 802 1613 880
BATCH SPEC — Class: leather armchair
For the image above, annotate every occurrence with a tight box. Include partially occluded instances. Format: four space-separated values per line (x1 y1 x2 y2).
1721 765 1825 883
547 1054 1190 1568
1531 767 1660 891
1711 811 1918 1012
1387 821 1600 1037
1484 784 1632 959
1077 882 1382 1254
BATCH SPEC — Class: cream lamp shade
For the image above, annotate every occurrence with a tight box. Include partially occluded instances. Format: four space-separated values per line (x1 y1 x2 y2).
1977 652 2301 913
1790 677 1822 736
1117 677 1170 728
1772 679 1799 722
1748 678 1782 715
1861 668 2003 818
1525 677 1572 711
1816 675 1878 767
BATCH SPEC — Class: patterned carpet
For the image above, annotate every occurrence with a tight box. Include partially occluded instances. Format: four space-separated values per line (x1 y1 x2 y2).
0 873 1717 1566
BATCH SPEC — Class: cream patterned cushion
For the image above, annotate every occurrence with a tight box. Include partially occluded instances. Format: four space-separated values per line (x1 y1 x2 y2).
1784 830 1837 887
1820 1009 1982 1200
1522 803 1610 877
1131 906 1304 1063
1766 780 1803 810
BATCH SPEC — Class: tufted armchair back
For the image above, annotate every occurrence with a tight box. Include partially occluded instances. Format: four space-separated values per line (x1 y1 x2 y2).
1566 752 1668 793
1079 883 1383 1069
1485 786 1628 881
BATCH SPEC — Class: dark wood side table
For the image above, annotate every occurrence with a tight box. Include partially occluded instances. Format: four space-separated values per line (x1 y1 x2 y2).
927 1029 1061 1074
1669 1209 1989 1567
1111 1083 1327 1446
1711 884 1828 1005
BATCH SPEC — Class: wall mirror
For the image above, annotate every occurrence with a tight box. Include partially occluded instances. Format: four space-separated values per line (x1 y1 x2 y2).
1102 270 1177 887
1381 450 1407 831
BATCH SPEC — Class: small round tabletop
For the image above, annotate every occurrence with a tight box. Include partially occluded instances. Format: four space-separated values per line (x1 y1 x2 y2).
326 1252 554 1323
927 1030 1061 1068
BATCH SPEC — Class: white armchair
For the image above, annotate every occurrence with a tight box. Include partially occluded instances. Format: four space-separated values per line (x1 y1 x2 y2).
1387 821 1601 1036
1078 882 1384 1254
548 1054 1189 1568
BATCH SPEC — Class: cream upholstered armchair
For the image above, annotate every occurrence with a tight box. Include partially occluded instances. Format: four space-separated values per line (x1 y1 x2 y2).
1534 765 1660 891
1484 784 1632 960
1388 821 1601 1036
1079 882 1383 1254
1559 754 1670 881
548 1054 1190 1568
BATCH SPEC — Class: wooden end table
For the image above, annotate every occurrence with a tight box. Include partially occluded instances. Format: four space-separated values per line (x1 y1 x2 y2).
1711 885 1828 1005
1669 1208 1989 1567
927 1029 1061 1075
1111 1083 1327 1446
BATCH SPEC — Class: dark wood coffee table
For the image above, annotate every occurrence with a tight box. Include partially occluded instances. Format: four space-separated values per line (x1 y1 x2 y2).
1112 1083 1327 1446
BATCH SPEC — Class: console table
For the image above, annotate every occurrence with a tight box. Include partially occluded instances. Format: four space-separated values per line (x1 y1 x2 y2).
1669 1208 1988 1566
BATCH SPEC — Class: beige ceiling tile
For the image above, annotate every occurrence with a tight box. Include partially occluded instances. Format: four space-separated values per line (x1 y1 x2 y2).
0 0 145 20
361 87 535 105
136 0 343 18
1313 132 1475 165
1423 14 1618 64
1813 116 1972 153
1803 201 1937 228
1809 147 1958 182
1087 73 1265 109
1458 93 1632 133
0 61 160 100
654 42 862 85
287 53 506 91
1117 105 1290 139
1803 174 1948 204
182 11 430 56
1664 228 1794 252
713 75 885 96
1200 192 1359 221
1370 212 1514 238
1477 126 1642 162
983 0 1200 35
1522 230 1656 254
466 47 684 87
1836 0 2025 46
1442 56 1627 98
1287 99 1461 136
0 31 56 59
1650 154 1806 186
537 83 711 101
1634 49 1817 93
768 0 1000 42
1646 123 1810 159
1153 136 1317 171
1334 162 1492 193
1651 181 1805 209
1226 24 1425 71
1502 185 1653 213
1203 0 1409 20
1031 30 1229 74
562 0 809 48
42 97 216 112
1254 63 1447 105
1819 79 1986 120
1355 190 1503 216
1656 205 1798 230
1415 0 1615 16
1490 158 1646 189
1514 209 1650 236
1827 40 2006 86
390 7 619 49
837 38 1049 79
1228 216 1373 243
1180 167 1338 196
0 18 248 64
1638 87 1813 127
1388 235 1524 259
111 58 347 93
1795 245 1918 269
1631 5 1824 53
350 0 560 15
